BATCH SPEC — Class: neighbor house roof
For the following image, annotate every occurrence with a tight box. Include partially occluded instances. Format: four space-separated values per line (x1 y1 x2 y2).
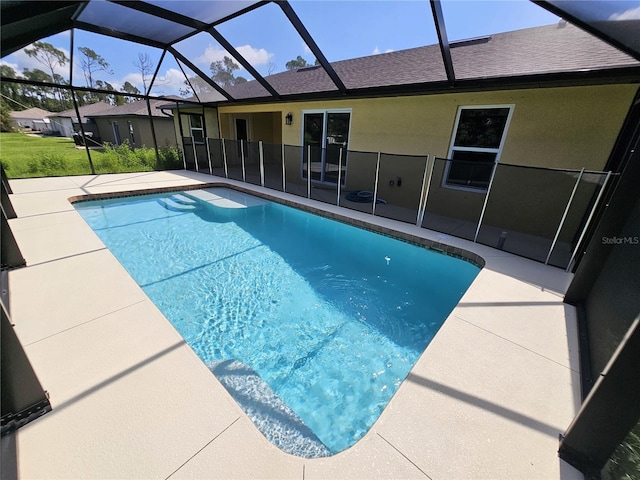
9 107 53 119
216 22 639 102
49 101 112 121
85 99 176 118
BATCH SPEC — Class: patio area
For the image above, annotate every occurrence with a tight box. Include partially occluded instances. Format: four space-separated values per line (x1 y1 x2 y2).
2 170 583 479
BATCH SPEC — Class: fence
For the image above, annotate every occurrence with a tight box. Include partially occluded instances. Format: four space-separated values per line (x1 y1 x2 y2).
184 138 612 271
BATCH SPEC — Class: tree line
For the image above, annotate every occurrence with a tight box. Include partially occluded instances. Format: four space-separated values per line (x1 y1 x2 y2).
182 55 318 95
1 39 319 120
1 42 149 115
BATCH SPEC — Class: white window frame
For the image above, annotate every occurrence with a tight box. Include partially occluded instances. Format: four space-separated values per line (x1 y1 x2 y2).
300 108 352 186
189 114 204 144
443 104 515 192
233 114 252 142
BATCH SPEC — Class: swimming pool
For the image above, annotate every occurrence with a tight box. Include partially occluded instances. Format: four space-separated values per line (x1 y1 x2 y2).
75 187 480 457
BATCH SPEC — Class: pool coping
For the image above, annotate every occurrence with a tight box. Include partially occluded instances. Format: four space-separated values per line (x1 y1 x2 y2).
68 182 486 269
3 171 584 480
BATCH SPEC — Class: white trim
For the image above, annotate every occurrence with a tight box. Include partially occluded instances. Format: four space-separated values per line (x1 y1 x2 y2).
300 109 352 186
442 104 515 192
188 113 204 144
233 114 252 142
300 108 352 148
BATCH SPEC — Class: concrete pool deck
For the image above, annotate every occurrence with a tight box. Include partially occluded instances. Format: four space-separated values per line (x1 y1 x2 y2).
2 171 583 479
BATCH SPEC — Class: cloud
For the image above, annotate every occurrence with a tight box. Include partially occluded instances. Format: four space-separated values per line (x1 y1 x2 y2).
372 46 394 55
194 43 273 70
150 68 189 94
235 45 273 65
0 60 24 77
123 72 144 89
609 6 640 20
194 45 228 67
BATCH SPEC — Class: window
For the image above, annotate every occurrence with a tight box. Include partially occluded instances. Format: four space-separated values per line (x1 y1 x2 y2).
189 114 204 143
445 106 513 190
127 121 135 146
112 121 122 146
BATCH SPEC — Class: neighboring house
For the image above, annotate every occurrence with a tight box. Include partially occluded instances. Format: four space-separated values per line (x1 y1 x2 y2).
86 98 177 149
47 101 111 138
8 107 53 131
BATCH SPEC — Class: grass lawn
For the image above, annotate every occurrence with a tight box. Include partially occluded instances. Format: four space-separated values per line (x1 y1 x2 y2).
0 132 181 178
0 132 103 178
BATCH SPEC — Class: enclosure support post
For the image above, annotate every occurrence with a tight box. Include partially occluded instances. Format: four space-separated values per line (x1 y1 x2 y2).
205 140 213 175
69 29 94 175
259 141 265 187
1 208 26 269
474 160 499 242
307 145 311 199
566 171 613 272
336 148 343 206
372 152 381 216
191 132 199 173
202 106 212 175
176 102 187 170
241 140 246 183
282 143 286 193
70 90 95 175
222 139 229 178
147 49 166 96
145 97 160 168
559 317 640 475
545 168 584 265
416 155 431 226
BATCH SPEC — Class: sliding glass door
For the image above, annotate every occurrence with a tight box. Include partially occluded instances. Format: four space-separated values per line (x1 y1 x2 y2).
302 110 350 185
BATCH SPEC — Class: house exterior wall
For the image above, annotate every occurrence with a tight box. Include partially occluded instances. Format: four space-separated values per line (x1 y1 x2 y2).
172 107 220 157
215 83 637 239
10 117 50 131
147 117 177 149
174 107 220 140
48 117 74 137
93 116 175 149
220 83 636 169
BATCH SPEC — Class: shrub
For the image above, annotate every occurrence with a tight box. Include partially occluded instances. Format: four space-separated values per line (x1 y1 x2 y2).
27 152 68 176
0 102 14 133
96 141 154 173
156 145 183 170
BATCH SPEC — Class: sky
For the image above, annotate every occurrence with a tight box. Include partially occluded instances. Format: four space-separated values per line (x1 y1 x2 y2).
2 0 639 99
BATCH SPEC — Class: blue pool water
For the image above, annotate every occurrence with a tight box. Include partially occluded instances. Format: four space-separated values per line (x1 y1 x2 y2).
75 188 480 455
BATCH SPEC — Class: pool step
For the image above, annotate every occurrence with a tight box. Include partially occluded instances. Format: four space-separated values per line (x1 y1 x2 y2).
156 194 199 213
208 360 332 459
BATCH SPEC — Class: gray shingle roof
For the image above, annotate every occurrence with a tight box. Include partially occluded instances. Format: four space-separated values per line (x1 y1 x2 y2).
450 22 638 79
86 98 175 118
221 22 638 101
9 107 53 119
50 101 112 119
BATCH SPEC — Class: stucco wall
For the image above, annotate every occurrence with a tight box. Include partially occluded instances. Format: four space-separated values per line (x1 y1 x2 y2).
214 84 637 240
93 116 175 148
219 83 636 170
173 107 220 156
